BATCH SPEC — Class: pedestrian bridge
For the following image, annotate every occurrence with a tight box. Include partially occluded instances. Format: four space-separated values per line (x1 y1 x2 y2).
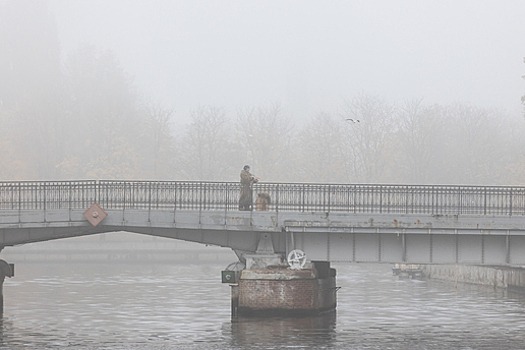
1 180 525 266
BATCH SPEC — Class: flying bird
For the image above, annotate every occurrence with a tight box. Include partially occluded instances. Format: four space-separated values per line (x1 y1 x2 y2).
345 118 360 123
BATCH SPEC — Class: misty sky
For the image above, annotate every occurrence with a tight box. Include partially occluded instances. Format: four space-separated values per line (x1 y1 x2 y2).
50 0 525 120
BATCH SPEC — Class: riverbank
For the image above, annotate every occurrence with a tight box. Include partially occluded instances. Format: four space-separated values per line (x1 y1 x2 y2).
395 263 525 291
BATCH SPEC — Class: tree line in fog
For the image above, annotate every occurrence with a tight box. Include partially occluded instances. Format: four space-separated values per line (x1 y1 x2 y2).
1 2 525 186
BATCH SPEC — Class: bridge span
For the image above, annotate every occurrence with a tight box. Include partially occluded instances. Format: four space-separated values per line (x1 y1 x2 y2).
1 180 525 266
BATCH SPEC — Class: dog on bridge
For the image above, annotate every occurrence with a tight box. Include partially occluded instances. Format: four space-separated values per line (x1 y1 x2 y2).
255 193 271 211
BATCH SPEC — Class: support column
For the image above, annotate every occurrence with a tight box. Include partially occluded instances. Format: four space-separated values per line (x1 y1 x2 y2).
236 260 337 316
230 284 239 317
0 260 14 315
227 234 338 316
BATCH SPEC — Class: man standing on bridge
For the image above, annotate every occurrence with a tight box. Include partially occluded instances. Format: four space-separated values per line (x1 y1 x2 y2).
239 165 258 211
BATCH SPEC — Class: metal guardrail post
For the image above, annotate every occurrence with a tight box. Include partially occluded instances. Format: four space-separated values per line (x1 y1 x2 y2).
379 185 383 214
276 184 279 213
122 182 126 215
301 184 305 212
199 182 203 224
509 188 513 216
43 182 46 222
328 184 331 212
173 182 177 223
68 183 72 221
483 187 487 216
148 182 152 222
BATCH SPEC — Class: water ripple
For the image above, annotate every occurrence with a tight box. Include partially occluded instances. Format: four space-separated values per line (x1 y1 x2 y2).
1 262 525 349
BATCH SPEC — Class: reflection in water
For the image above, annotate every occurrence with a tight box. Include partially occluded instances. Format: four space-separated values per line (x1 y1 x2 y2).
0 318 5 343
227 311 336 348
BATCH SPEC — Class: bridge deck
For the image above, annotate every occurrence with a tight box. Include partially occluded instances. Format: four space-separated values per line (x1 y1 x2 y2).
1 181 525 266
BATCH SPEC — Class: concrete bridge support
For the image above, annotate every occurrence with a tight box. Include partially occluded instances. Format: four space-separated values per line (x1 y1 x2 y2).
236 261 337 316
0 259 14 314
230 234 338 316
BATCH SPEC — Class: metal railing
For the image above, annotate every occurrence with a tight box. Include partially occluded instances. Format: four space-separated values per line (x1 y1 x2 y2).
1 180 525 216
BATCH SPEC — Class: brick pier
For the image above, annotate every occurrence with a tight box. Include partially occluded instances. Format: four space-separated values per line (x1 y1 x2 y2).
234 261 337 316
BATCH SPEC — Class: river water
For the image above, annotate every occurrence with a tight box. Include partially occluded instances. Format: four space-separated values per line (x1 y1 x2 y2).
2 252 525 349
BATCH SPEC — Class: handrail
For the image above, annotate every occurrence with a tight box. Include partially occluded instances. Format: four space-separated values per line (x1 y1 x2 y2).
0 180 524 216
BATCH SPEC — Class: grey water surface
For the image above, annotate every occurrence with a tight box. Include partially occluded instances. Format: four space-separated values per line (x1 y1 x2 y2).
1 259 525 349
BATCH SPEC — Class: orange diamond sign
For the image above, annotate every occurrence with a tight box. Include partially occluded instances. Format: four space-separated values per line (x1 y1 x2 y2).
84 203 108 227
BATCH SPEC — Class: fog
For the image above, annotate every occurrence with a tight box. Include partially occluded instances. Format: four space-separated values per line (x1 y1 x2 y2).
50 0 525 117
1 0 525 184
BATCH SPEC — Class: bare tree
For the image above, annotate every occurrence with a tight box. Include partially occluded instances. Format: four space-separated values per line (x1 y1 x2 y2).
0 108 28 179
293 112 348 183
522 57 525 117
140 104 176 179
177 106 237 181
340 95 395 183
439 104 512 185
395 100 446 184
236 105 295 182
60 46 144 179
502 116 525 185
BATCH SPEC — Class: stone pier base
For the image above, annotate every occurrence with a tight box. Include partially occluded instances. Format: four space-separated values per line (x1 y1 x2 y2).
236 261 337 316
419 264 525 291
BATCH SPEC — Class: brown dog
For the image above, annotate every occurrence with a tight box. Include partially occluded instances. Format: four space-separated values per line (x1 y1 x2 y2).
255 193 271 211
